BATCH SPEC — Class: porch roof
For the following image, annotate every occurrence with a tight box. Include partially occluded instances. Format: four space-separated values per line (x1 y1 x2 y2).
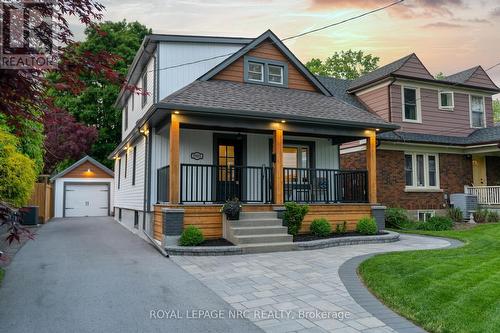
158 80 397 130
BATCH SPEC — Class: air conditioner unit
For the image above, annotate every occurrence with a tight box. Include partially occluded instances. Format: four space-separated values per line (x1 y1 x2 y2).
450 193 478 219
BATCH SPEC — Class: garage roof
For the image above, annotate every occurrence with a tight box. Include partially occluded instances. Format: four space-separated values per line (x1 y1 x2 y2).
50 156 114 181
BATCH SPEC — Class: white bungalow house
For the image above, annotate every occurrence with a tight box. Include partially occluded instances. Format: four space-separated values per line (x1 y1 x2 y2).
109 30 398 248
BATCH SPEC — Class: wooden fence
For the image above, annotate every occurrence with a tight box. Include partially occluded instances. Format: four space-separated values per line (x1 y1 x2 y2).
28 182 54 223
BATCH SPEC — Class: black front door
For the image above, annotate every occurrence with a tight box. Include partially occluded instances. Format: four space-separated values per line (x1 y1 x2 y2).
216 137 243 202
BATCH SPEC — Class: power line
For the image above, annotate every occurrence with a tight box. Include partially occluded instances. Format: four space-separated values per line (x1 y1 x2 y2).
486 62 500 72
150 0 405 74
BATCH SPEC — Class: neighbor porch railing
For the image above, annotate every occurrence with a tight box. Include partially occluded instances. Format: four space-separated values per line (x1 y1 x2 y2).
283 168 368 203
465 186 500 205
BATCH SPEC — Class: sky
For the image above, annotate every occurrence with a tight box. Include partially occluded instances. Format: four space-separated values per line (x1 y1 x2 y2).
72 0 500 97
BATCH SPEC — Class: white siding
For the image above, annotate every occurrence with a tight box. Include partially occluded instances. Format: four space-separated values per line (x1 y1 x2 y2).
114 136 146 211
157 42 245 100
150 125 169 205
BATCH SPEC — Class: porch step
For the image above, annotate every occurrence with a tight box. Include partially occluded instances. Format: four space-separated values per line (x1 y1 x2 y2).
231 218 283 228
233 234 293 245
239 242 297 254
239 211 278 220
232 225 288 236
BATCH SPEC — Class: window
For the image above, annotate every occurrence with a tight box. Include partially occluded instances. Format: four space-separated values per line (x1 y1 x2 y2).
439 91 454 110
134 211 139 229
268 64 283 84
124 151 128 178
218 144 235 181
117 157 121 189
404 153 439 189
470 95 485 128
418 210 435 222
124 105 128 131
244 56 288 87
118 208 122 221
247 62 264 82
402 86 420 122
283 145 310 182
131 93 134 111
132 146 137 186
142 72 148 107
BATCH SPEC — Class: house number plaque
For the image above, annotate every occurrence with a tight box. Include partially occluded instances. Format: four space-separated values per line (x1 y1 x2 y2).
191 152 204 160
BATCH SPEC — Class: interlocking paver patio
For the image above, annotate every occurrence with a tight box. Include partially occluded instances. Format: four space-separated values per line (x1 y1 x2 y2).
172 234 451 332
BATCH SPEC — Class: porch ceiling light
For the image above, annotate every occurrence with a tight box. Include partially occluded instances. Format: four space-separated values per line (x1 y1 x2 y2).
375 128 380 132
281 120 286 123
174 111 180 114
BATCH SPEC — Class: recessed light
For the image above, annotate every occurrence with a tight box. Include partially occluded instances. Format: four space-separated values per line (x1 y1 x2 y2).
281 120 286 123
375 128 380 132
174 111 180 114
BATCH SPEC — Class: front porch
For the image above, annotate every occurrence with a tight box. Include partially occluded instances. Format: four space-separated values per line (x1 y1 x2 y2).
151 113 379 241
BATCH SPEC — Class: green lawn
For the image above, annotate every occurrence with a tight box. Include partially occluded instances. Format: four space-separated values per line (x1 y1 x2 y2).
359 224 500 333
0 268 4 285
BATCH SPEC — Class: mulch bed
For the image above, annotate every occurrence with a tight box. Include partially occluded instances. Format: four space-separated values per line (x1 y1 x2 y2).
198 238 235 247
293 232 388 242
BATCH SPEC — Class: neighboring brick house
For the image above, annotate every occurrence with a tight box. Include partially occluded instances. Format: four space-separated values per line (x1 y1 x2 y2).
320 54 500 219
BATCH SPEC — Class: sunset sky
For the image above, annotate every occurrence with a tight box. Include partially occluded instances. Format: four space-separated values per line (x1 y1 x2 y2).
82 0 500 97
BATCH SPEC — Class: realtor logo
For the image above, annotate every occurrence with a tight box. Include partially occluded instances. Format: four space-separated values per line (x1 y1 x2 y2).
0 0 57 69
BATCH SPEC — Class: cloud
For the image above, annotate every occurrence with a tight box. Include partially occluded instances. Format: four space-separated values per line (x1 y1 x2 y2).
491 7 500 16
309 0 466 18
421 22 465 29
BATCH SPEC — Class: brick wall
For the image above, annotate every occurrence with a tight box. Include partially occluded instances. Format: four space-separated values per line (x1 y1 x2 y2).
486 156 500 185
341 149 472 210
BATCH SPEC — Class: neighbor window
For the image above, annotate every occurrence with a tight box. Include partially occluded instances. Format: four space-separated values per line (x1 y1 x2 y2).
132 146 137 186
142 72 148 107
247 62 264 82
404 153 439 189
244 56 287 87
470 95 485 128
418 210 435 222
402 86 420 122
439 91 454 110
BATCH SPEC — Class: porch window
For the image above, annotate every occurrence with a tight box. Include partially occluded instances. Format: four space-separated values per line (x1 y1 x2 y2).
247 62 264 82
283 145 309 182
439 91 454 110
470 95 485 128
402 86 420 122
404 153 440 189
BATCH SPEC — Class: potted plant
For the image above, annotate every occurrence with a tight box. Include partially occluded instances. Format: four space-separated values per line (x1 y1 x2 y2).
221 198 242 220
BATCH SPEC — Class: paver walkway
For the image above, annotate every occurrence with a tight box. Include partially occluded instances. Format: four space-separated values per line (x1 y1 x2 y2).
173 234 452 333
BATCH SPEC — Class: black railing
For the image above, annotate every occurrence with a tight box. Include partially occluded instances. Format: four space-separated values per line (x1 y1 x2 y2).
180 164 273 203
156 165 169 203
283 168 368 203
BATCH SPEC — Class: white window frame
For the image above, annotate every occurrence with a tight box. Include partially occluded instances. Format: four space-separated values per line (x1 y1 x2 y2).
401 86 422 123
438 91 454 110
404 152 440 190
469 95 486 129
417 210 435 222
268 64 284 85
247 61 264 83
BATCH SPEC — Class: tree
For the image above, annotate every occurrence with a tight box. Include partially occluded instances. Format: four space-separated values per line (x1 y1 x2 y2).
305 50 379 79
435 72 446 80
494 99 500 124
47 20 151 168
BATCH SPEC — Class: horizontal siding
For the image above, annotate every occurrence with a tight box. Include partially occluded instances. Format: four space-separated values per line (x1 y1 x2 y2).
356 86 390 121
114 137 146 211
465 67 499 90
393 55 434 80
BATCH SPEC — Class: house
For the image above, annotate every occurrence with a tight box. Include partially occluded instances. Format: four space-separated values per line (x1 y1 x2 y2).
332 54 500 220
51 156 114 218
108 30 398 247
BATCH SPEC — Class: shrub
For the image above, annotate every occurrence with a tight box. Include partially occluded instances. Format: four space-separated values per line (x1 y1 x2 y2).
447 207 464 223
179 226 204 246
310 218 331 237
335 221 347 234
473 209 489 224
416 216 453 231
385 208 410 229
283 202 309 236
356 217 378 235
487 211 500 223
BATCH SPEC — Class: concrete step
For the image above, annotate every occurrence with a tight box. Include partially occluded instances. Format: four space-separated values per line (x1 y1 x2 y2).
239 242 296 254
234 234 293 245
231 219 283 228
239 211 278 220
231 225 288 236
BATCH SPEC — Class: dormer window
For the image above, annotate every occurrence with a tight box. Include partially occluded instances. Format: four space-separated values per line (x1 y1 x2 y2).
244 56 288 87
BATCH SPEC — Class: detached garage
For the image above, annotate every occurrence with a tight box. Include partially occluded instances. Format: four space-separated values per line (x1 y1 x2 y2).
51 156 114 218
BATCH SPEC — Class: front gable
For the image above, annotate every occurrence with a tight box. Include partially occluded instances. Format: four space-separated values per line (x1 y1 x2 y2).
464 66 499 90
393 54 434 80
199 30 330 95
51 156 114 181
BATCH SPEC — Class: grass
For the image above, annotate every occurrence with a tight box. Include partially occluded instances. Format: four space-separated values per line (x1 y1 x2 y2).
0 268 4 285
359 224 500 333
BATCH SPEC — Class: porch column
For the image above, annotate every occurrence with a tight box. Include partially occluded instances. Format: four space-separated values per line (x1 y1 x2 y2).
273 128 284 204
169 113 180 204
366 131 377 204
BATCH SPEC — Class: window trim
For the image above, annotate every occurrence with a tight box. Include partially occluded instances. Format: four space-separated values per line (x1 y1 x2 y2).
404 152 440 190
469 94 486 129
401 86 422 123
244 56 288 88
417 210 435 222
438 91 454 110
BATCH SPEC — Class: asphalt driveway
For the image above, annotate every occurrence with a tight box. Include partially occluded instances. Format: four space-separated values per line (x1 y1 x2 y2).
0 217 261 333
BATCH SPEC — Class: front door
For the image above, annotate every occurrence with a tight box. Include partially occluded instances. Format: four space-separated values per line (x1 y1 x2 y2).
216 137 243 202
472 155 487 186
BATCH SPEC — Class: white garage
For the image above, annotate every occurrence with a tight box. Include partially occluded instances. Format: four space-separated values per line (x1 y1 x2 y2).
51 156 114 218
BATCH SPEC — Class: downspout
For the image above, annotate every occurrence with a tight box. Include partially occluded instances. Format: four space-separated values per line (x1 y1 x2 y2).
388 78 396 123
